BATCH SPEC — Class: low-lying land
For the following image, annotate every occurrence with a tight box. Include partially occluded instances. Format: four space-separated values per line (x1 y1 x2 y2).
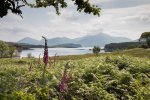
0 48 150 100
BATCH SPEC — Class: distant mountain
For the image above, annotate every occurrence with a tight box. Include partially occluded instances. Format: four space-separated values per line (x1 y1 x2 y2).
76 33 131 47
17 33 131 47
49 43 82 48
17 37 40 45
40 37 74 46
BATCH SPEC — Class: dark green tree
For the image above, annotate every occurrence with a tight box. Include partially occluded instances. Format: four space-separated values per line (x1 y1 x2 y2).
0 40 9 58
139 32 150 47
0 0 100 18
92 46 100 56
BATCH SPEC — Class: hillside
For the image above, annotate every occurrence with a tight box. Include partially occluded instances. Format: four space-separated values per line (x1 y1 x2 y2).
104 42 144 52
76 33 131 47
0 52 149 99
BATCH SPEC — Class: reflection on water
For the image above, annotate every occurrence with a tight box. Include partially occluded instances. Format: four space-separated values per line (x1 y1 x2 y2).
20 47 96 58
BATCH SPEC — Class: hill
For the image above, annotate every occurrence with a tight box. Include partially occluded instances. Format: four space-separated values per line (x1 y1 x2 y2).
17 33 131 47
76 33 131 47
104 42 143 52
17 37 40 45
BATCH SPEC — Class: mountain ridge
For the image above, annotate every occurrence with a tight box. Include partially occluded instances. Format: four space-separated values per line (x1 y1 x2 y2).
17 33 131 47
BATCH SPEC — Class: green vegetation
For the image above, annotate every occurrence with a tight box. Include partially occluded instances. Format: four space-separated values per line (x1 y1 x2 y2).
140 32 150 39
104 42 144 52
112 48 150 59
0 0 100 18
140 32 150 47
0 40 16 58
92 46 101 56
0 48 150 99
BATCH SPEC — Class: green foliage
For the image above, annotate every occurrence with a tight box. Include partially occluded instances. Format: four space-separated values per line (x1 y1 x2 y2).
27 53 32 58
140 32 150 39
112 48 150 59
0 40 16 58
0 55 150 99
147 39 150 47
0 0 25 18
0 40 9 57
8 45 16 58
105 42 143 52
93 46 101 56
140 32 150 47
0 0 100 18
139 44 149 49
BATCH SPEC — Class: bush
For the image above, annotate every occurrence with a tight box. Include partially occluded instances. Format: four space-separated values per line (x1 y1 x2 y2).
27 53 32 58
0 40 16 58
92 46 100 56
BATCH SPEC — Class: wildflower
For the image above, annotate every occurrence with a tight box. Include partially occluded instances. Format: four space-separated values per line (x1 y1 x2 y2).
59 62 69 93
41 36 48 84
44 48 48 65
42 36 48 65
59 74 69 93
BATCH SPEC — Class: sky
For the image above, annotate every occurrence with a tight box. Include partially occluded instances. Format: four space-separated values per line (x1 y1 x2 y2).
0 0 150 42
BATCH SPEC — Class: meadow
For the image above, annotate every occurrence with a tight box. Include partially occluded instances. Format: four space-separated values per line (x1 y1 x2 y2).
0 48 150 100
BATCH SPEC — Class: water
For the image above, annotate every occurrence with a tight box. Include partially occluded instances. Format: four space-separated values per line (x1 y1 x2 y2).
20 47 95 58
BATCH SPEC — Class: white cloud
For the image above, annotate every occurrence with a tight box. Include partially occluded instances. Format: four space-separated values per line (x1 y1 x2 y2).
0 1 150 41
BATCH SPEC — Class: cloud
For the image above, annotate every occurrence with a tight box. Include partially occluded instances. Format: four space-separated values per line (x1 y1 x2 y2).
0 1 150 41
94 0 150 9
120 10 150 23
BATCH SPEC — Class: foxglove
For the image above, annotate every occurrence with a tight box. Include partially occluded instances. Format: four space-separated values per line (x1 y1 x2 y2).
42 36 48 65
59 63 69 93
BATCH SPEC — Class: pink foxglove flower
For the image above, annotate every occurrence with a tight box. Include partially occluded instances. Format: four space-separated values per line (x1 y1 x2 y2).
59 63 69 93
42 36 48 65
59 74 69 93
44 48 48 65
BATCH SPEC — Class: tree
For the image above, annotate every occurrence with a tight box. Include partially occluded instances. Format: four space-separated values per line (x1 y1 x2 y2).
139 32 150 47
0 40 16 58
0 0 101 18
8 45 16 57
0 40 9 58
92 46 100 56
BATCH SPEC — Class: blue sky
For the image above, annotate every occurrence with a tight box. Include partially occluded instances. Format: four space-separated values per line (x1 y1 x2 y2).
0 0 150 42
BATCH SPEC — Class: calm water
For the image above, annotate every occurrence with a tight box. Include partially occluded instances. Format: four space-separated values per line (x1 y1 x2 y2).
20 47 99 58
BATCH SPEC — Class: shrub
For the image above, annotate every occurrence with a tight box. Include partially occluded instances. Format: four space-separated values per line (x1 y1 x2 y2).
92 46 100 56
0 40 15 58
27 53 32 58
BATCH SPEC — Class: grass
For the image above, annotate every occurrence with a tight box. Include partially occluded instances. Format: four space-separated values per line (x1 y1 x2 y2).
112 48 150 59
